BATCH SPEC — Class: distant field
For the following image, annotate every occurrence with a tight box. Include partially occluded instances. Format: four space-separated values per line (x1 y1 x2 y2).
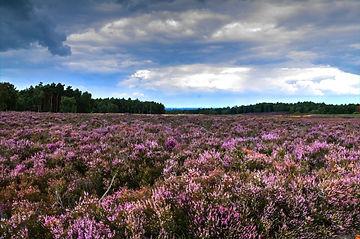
283 113 359 118
305 113 360 118
0 112 359 238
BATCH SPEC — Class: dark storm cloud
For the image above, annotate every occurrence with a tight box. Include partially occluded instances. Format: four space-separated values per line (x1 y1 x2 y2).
0 0 71 56
116 0 177 9
2 0 360 75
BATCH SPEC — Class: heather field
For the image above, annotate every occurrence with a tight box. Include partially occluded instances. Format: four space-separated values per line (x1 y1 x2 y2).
0 112 359 239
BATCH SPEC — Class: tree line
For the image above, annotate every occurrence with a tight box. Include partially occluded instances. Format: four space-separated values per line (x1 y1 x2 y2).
0 82 165 114
167 102 360 115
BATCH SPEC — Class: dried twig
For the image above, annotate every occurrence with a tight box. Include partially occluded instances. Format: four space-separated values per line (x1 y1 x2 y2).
55 189 64 209
99 172 118 202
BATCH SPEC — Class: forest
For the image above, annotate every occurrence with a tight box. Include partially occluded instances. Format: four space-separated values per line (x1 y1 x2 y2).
0 82 165 114
1 82 359 115
168 102 360 115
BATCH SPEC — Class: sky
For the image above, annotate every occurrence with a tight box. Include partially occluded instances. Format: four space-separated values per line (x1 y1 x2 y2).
0 0 359 108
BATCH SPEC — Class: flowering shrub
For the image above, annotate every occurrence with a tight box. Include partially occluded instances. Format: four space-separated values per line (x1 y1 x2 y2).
0 112 359 238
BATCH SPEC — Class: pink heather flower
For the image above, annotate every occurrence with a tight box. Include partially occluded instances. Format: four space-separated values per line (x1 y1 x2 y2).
146 140 158 149
152 186 172 202
134 143 146 154
163 158 178 176
294 144 305 160
47 143 58 152
66 151 76 160
67 216 115 239
11 163 26 177
165 137 177 150
234 124 246 134
221 154 232 167
261 132 280 141
10 154 19 162
307 141 329 155
1 112 359 238
221 138 237 151
111 157 123 166
198 150 221 164
43 215 64 239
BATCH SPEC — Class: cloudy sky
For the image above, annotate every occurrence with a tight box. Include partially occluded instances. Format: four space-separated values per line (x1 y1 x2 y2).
1 0 359 107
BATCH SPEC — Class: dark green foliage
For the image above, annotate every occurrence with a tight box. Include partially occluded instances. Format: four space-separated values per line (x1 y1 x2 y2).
60 96 77 112
28 220 53 239
92 97 165 114
143 208 161 238
0 82 17 111
170 207 191 238
0 82 165 114
95 99 119 113
78 92 92 113
167 101 360 115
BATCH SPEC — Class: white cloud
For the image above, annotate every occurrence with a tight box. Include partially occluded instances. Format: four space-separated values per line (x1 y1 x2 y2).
66 7 308 47
350 43 360 49
61 43 152 73
210 22 306 44
123 65 252 91
122 64 360 96
287 51 318 62
67 10 227 44
63 57 151 73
